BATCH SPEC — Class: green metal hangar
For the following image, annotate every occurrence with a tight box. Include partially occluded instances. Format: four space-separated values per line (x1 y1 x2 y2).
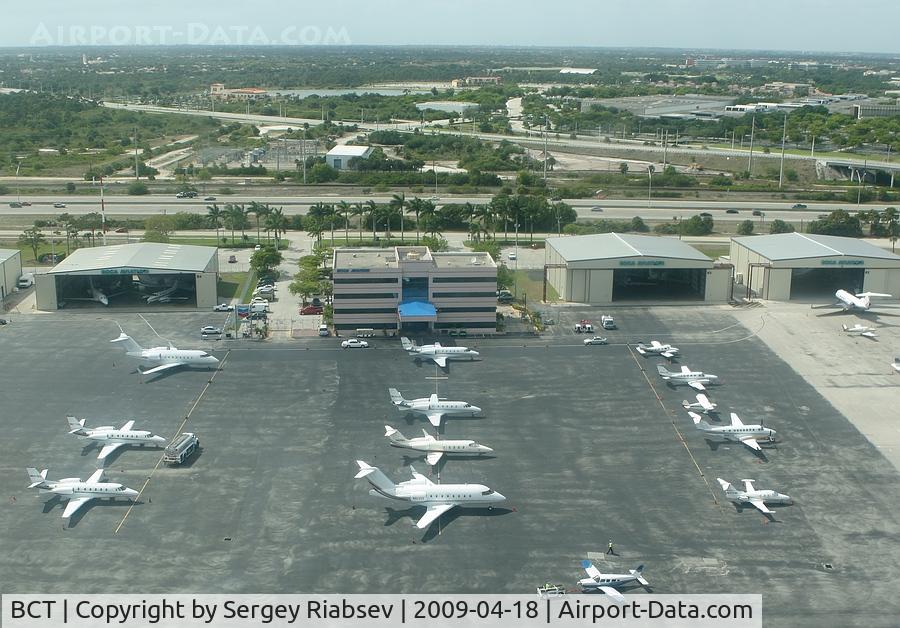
730 233 900 300
35 243 219 310
545 233 732 304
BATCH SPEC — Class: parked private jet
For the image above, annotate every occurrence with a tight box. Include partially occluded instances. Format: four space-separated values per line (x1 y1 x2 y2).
384 426 493 466
656 364 718 391
66 278 127 307
682 394 717 415
635 340 679 358
842 323 877 339
26 467 139 520
111 331 219 375
400 337 479 367
66 415 166 461
689 412 775 452
578 560 649 602
817 289 894 313
717 478 792 515
389 388 482 427
354 460 505 529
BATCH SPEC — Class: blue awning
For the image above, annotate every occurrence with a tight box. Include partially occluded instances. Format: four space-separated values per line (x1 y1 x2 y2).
398 301 437 320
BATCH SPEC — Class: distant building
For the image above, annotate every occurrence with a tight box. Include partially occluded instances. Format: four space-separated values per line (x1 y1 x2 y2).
325 145 374 170
852 103 900 119
0 249 23 302
450 76 501 87
332 246 497 334
758 82 811 96
210 83 269 100
559 68 597 75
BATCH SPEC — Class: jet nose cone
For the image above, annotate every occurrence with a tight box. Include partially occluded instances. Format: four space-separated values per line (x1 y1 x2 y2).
124 489 139 498
152 436 167 444
481 446 494 453
494 491 506 502
472 406 482 414
471 350 480 356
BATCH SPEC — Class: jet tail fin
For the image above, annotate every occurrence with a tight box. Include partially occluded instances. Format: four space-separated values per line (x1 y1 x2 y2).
656 364 671 377
689 412 711 430
66 415 87 435
400 336 416 351
110 332 143 354
354 461 396 494
630 565 649 586
388 388 407 407
26 467 48 489
384 426 407 443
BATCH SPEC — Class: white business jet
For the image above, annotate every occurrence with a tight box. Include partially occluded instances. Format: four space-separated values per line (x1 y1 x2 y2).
635 341 679 358
842 323 877 339
354 460 505 530
26 467 139 520
656 364 718 391
111 331 219 375
577 560 649 602
388 388 481 428
689 412 775 452
682 394 717 415
66 415 166 461
400 337 479 367
717 478 792 515
384 426 493 466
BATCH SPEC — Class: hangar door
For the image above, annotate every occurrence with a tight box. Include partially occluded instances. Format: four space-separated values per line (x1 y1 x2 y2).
55 273 198 309
612 268 706 301
789 268 865 299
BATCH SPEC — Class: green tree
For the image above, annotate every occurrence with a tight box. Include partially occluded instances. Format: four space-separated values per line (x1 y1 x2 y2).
250 246 283 275
630 216 649 232
337 200 351 244
883 207 899 252
207 203 222 243
127 181 149 195
143 215 176 243
351 202 366 242
390 192 407 243
769 219 795 234
806 210 863 237
619 162 629 175
18 226 45 262
65 182 76 193
265 206 288 249
736 220 755 236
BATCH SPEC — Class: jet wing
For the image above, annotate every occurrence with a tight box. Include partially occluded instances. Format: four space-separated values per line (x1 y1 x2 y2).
139 362 184 375
424 411 444 427
86 468 104 484
635 346 646 355
415 503 455 529
425 451 444 466
730 413 744 427
98 443 125 460
596 586 627 603
651 341 662 348
739 436 762 452
430 356 448 368
697 394 715 411
688 381 706 391
743 480 756 492
681 366 692 373
62 497 93 519
661 350 676 358
748 498 772 514
120 420 135 431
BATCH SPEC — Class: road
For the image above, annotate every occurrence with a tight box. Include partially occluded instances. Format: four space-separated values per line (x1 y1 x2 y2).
1 194 885 224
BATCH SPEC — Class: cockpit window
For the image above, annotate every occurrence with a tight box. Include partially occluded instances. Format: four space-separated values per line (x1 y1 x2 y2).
481 489 494 495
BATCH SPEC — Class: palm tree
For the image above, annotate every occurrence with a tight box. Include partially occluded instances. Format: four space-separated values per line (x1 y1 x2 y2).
224 203 246 245
351 202 366 242
337 200 351 244
419 200 439 238
380 202 400 241
265 206 287 249
389 192 406 244
365 200 378 240
408 197 424 244
207 203 222 244
306 217 325 244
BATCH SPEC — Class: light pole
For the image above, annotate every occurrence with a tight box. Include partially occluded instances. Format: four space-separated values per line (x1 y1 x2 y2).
513 222 520 296
647 165 654 208
15 161 21 203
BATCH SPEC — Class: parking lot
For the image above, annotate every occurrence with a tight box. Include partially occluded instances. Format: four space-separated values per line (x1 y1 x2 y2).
0 308 898 627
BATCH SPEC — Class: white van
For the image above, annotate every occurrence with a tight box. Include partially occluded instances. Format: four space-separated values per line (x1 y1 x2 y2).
17 274 34 289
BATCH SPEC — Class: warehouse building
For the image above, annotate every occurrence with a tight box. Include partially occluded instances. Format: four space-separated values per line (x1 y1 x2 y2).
332 246 496 334
0 248 23 302
35 243 219 311
730 233 900 300
545 233 732 304
325 145 374 170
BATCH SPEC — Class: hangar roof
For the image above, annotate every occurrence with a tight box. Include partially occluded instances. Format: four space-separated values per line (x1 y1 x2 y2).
48 243 217 274
546 233 711 263
0 248 20 264
732 233 900 262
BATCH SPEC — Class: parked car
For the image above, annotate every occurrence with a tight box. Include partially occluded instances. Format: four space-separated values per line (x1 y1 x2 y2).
583 336 608 345
752 209 763 216
341 338 369 349
53 202 66 208
508 252 517 261
254 244 262 251
318 324 330 337
300 305 324 315
200 326 222 336
311 297 323 307
725 209 739 214
250 296 269 304
792 203 807 209
213 303 233 312
227 255 237 263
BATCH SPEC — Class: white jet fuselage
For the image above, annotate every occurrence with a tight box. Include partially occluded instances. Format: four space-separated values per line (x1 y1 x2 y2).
132 347 219 369
403 398 481 418
42 479 139 501
390 435 492 456
79 427 166 448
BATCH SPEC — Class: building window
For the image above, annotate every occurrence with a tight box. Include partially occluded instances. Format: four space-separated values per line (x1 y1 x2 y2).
437 307 497 313
334 277 399 285
432 276 497 283
333 293 398 300
335 322 396 330
402 276 429 301
432 291 496 298
333 308 398 314
435 321 497 329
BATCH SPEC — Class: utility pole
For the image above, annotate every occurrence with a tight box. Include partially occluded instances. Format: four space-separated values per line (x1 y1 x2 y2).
647 166 653 208
543 115 549 183
100 176 106 245
747 115 756 175
810 134 815 157
301 128 307 184
731 130 735 150
663 129 668 168
133 126 140 180
778 113 787 188
434 160 438 194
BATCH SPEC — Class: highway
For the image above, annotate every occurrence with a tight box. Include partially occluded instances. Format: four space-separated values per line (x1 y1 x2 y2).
1 194 884 224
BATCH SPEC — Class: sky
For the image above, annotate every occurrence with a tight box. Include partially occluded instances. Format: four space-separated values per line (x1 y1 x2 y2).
1 0 898 54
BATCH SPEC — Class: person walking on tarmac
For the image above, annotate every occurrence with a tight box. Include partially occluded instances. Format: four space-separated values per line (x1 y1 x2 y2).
606 539 615 555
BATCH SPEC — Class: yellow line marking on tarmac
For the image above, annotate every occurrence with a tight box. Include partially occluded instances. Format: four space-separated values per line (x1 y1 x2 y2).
626 345 724 513
114 351 231 534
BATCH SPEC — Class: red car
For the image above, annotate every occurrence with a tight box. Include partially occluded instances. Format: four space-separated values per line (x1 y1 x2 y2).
299 305 324 315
